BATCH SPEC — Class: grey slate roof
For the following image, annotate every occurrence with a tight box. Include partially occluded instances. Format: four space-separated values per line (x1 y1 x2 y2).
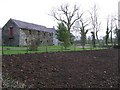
11 18 55 33
47 28 56 33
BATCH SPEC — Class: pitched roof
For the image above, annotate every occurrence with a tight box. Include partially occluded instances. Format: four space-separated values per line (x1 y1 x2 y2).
11 18 55 33
47 28 56 33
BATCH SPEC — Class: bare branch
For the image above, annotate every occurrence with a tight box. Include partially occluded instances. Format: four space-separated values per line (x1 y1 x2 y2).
70 13 83 27
70 5 79 21
50 4 82 31
52 11 68 24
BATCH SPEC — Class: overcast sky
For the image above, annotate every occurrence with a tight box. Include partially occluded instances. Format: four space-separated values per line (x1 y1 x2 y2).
0 0 119 37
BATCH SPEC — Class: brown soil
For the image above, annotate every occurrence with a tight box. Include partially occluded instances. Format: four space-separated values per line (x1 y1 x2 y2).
2 49 120 88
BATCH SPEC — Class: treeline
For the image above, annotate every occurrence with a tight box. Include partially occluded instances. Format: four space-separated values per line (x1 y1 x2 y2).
24 3 120 51
51 3 120 49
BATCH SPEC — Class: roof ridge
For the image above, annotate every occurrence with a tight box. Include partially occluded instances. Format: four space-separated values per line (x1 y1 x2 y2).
11 18 46 28
9 18 55 33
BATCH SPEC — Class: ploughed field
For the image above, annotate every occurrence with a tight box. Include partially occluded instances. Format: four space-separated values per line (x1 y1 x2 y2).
2 49 119 88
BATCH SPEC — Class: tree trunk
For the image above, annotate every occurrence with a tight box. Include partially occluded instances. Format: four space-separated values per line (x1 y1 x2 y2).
96 31 100 47
81 33 86 49
118 30 120 48
105 35 108 47
91 32 96 48
110 31 113 46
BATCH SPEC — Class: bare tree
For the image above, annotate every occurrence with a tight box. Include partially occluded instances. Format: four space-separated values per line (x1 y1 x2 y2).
79 18 91 49
112 27 120 48
105 18 110 47
51 4 83 32
106 15 116 47
113 16 120 47
89 4 101 47
118 30 120 47
110 16 115 46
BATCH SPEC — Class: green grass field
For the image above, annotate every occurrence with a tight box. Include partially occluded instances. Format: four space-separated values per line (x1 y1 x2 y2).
2 45 104 55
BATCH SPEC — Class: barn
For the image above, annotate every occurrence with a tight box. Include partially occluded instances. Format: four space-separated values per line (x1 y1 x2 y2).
2 18 58 46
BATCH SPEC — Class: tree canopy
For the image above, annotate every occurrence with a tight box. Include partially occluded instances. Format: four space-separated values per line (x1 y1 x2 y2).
56 22 71 49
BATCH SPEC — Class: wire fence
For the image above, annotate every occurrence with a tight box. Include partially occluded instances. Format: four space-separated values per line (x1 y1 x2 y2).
1 44 108 55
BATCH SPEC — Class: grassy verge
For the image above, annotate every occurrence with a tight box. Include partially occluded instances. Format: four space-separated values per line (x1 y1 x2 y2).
2 45 104 55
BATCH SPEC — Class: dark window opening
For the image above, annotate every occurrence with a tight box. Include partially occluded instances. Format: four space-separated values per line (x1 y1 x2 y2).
38 31 40 35
29 30 31 35
49 33 53 36
8 26 14 39
40 40 42 44
44 32 46 36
